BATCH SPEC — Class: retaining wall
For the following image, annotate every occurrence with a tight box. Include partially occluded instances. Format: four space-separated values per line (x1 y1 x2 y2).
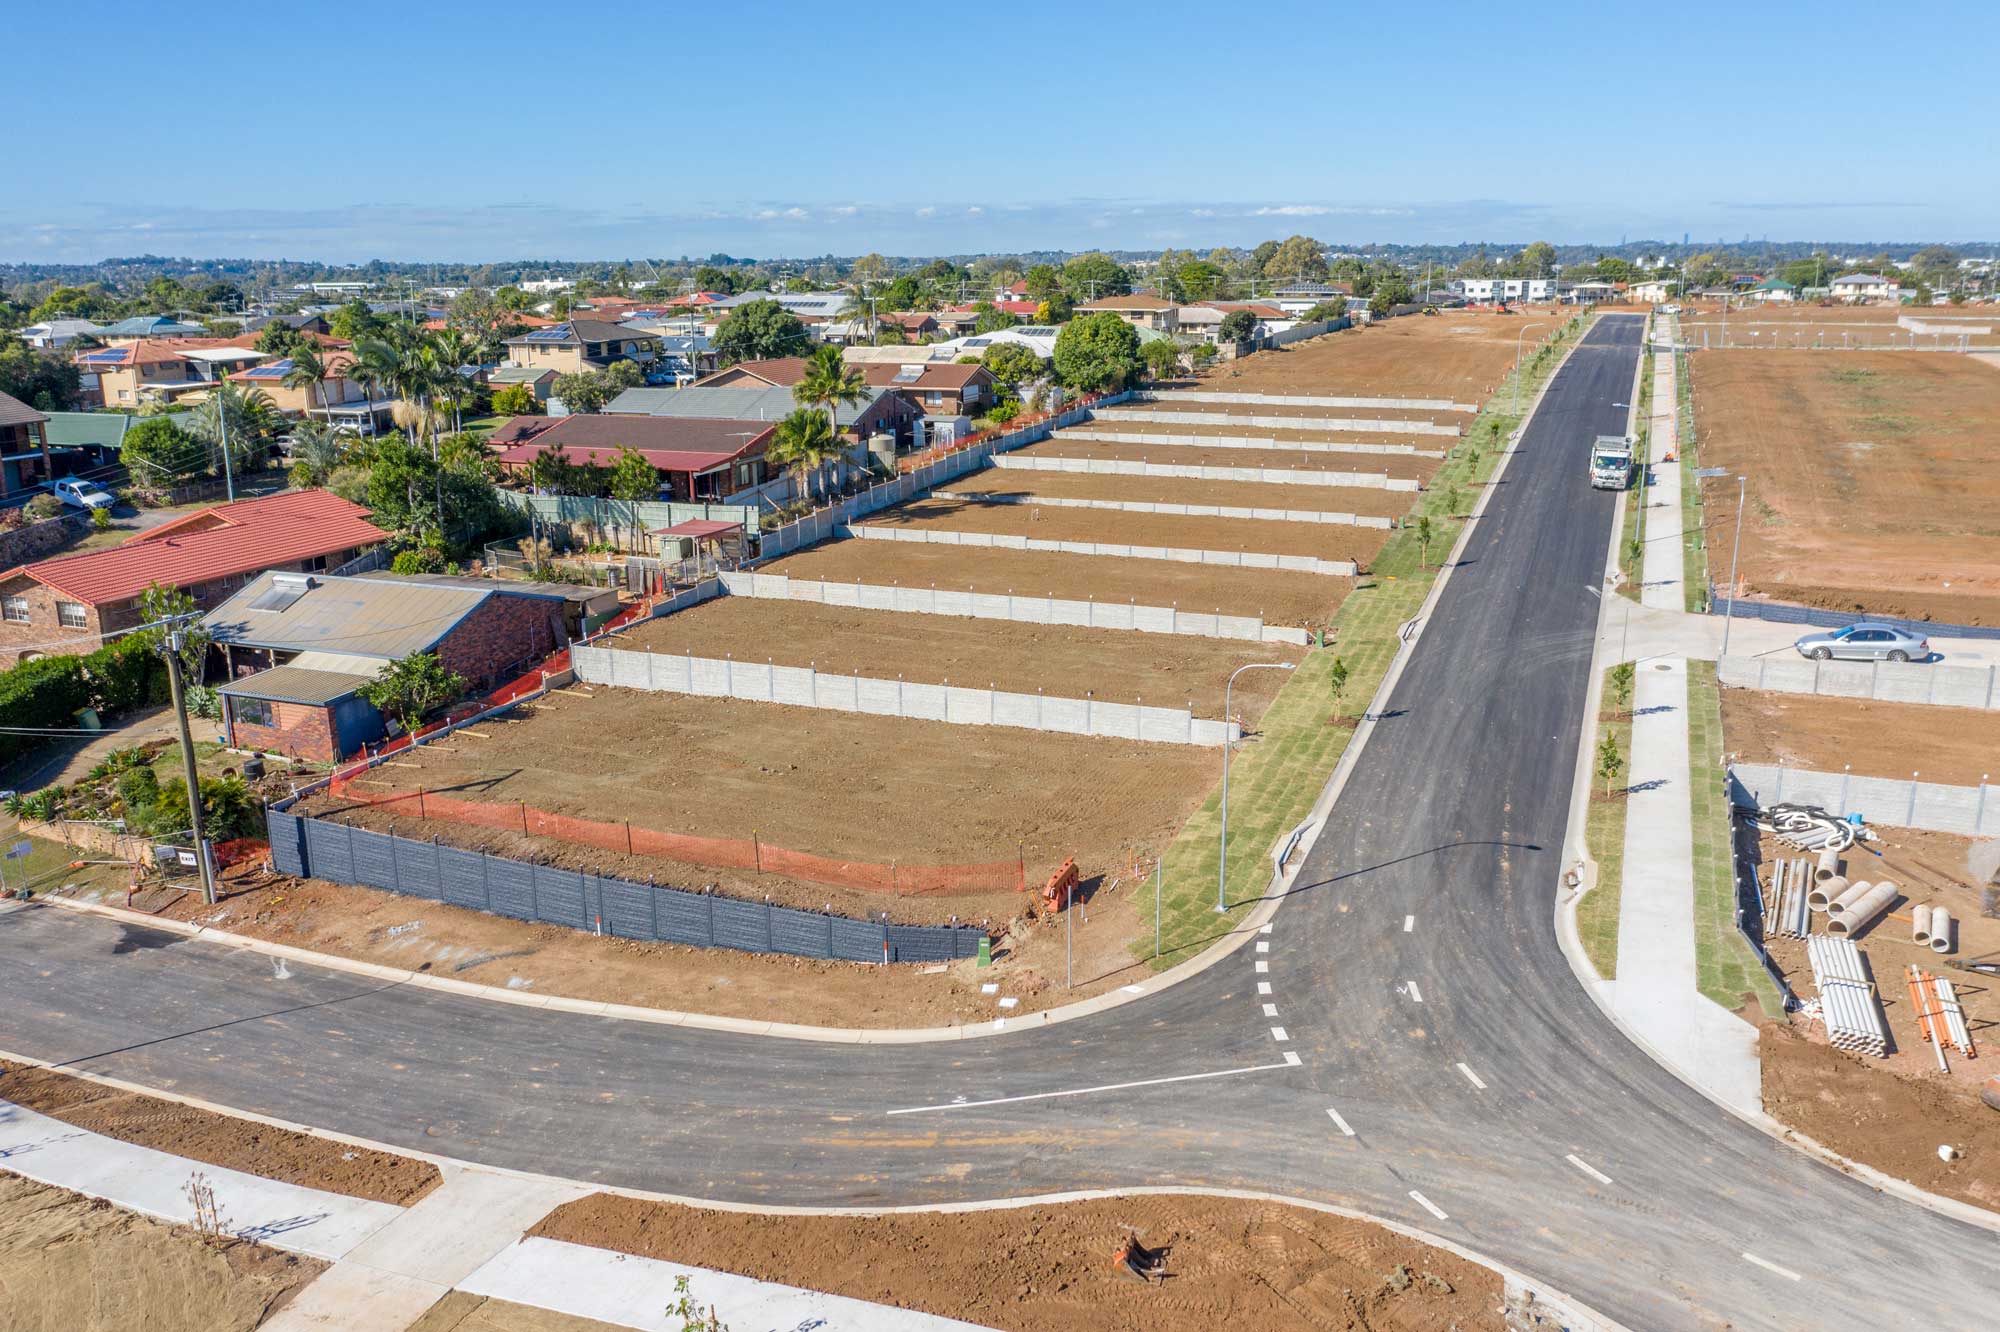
1092 408 1460 437
572 643 1237 746
716 571 1309 646
1053 428 1442 458
1132 390 1475 413
992 453 1419 491
1728 763 2000 837
947 490 1391 529
265 808 984 964
1716 655 2000 710
839 523 1356 577
1707 593 2000 642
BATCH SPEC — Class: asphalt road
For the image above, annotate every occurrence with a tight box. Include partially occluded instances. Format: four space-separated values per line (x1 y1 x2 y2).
2 316 1994 1330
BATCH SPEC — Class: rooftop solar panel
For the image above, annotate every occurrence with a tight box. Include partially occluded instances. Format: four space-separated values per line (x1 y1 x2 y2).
892 364 924 383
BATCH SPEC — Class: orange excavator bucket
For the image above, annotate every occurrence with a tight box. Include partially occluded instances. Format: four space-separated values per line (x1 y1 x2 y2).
1040 857 1079 913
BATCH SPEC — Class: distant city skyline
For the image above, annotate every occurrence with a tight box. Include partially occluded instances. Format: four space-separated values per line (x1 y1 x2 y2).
9 0 1995 264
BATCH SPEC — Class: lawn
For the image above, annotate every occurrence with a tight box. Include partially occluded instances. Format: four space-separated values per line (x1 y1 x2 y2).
1577 666 1635 977
1675 346 1710 611
1686 660 1784 1015
1138 312 1597 966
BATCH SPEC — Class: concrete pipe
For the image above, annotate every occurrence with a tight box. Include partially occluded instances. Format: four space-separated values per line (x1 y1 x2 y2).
1827 881 1897 937
1816 846 1841 882
1912 903 1933 946
1826 880 1874 918
1929 907 1954 954
1808 875 1848 911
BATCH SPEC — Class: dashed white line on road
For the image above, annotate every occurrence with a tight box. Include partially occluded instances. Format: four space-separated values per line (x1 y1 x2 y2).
1262 1003 1280 1017
1406 981 1424 1003
1403 915 1414 932
1255 961 1269 973
1325 1107 1355 1136
1456 1062 1488 1090
1565 1154 1613 1185
1741 1253 1802 1282
886 1058 1306 1115
1270 1027 1290 1042
1257 982 1272 995
1255 941 1270 953
1408 1191 1448 1221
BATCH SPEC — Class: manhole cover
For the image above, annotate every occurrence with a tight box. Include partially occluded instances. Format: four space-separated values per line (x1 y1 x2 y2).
1654 663 1673 671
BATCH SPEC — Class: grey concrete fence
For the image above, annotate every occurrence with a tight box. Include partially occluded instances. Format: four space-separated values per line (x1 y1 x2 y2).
1053 428 1444 458
715 570 1310 646
1706 593 2000 642
572 643 1237 746
1728 763 1999 837
1093 407 1461 437
838 523 1357 577
1131 390 1476 413
945 489 1392 529
1717 654 2000 710
266 807 983 964
992 453 1420 491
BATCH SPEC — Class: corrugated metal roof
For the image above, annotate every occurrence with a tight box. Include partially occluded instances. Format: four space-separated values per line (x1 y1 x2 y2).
286 651 390 678
204 571 496 659
218 664 373 706
606 384 889 427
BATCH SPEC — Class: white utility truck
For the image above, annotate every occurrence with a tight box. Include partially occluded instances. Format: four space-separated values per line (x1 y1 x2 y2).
1589 435 1635 490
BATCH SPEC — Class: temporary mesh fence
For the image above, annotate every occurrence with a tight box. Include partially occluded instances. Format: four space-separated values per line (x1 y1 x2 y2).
323 773 1027 897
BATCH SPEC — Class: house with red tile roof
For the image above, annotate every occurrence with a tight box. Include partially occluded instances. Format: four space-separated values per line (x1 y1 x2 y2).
487 414 775 503
0 490 390 664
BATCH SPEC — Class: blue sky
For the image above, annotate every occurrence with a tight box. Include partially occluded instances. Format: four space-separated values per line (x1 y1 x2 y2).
7 0 1996 263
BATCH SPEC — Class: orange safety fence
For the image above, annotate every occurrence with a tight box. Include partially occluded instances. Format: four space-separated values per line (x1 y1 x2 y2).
324 774 1027 897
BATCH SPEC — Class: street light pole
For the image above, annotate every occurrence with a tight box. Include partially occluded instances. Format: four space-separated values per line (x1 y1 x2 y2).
1218 661 1298 913
1512 324 1545 416
1721 474 1747 656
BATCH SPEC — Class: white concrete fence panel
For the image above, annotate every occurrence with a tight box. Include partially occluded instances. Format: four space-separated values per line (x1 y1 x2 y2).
837 523 1357 576
1729 763 1999 837
572 644 1239 746
1093 407 1460 437
952 489 1392 529
1131 390 1475 413
1054 428 1442 458
1716 655 2000 711
991 453 1419 491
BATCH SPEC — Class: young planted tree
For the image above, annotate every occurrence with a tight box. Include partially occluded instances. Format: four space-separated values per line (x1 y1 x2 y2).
1609 661 1636 715
1415 515 1435 569
1596 732 1626 796
1327 656 1351 723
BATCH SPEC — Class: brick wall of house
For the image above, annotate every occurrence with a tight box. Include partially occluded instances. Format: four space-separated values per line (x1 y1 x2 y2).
225 698 339 763
433 593 567 690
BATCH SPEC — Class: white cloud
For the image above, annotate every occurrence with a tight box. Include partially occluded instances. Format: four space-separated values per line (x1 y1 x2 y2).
915 206 937 218
1253 205 1337 217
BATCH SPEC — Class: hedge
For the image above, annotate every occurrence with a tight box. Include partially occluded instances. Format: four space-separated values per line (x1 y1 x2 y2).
0 636 171 767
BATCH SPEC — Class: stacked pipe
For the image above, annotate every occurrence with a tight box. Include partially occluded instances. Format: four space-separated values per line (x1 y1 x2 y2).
1766 857 1815 939
1828 880 1898 937
1931 974 1976 1057
1908 966 1977 1060
1806 936 1888 1056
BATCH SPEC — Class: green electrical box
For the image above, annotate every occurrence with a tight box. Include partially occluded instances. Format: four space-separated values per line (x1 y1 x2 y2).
976 935 991 967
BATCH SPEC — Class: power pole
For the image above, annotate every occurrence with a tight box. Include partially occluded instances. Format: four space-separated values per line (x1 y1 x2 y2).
162 624 216 905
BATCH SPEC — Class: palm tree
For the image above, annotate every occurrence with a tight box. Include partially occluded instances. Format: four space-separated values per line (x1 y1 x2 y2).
343 336 397 437
282 342 333 421
767 407 843 507
794 345 868 489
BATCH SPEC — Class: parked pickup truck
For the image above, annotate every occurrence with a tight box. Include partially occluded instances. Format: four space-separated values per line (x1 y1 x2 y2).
51 478 117 510
1589 436 1635 490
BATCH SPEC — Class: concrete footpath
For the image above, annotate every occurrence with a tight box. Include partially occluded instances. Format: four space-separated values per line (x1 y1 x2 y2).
0 1095 994 1331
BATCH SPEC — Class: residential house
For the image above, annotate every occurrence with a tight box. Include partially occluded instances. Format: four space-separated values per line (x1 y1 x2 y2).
502 320 661 377
0 391 53 501
41 409 197 474
75 338 266 409
1830 273 1902 302
1266 281 1352 314
890 325 1066 363
1076 294 1180 333
18 319 105 349
1182 302 1296 343
606 382 920 454
94 315 210 344
878 311 941 340
205 572 571 762
693 357 992 420
1629 278 1679 304
240 312 333 337
228 349 392 430
488 413 776 503
0 490 389 665
1566 281 1630 304
1449 278 1563 304
1747 277 1797 304
487 364 559 404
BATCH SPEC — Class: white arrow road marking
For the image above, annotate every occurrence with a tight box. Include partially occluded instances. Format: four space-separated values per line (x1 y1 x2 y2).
1409 1191 1448 1221
1565 1153 1613 1185
1456 1062 1487 1090
1325 1107 1355 1136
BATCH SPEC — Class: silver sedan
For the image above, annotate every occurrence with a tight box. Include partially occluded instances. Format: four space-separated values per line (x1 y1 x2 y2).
1793 623 1931 662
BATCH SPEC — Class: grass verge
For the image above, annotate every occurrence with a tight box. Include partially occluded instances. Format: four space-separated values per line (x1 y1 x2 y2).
1675 346 1710 611
1137 312 1598 967
1577 667 1635 978
1686 660 1782 1014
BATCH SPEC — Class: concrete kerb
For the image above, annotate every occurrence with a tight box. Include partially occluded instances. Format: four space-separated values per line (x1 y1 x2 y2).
0 1043 1628 1332
1547 319 2000 1242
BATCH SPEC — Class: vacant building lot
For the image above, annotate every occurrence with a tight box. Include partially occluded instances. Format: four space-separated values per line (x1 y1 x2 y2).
304 688 1216 923
853 494 1387 565
1199 310 1535 399
1009 435 1437 482
763 537 1349 627
1690 351 2000 624
934 467 1412 519
1677 302 2000 351
1058 418 1448 450
618 596 1304 719
1719 688 2000 786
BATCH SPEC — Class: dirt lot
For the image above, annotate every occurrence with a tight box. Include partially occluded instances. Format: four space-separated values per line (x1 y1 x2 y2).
615 596 1304 719
1015 436 1438 483
139 853 1179 1027
1112 401 1465 428
0 1057 440 1205
0 1174 325 1332
1678 303 2000 350
1754 825 2000 1214
857 493 1389 565
1689 351 2000 624
1718 687 2000 785
1203 312 1538 400
529 1192 1510 1332
767 535 1351 628
938 466 1412 518
1066 418 1450 447
303 687 1216 925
